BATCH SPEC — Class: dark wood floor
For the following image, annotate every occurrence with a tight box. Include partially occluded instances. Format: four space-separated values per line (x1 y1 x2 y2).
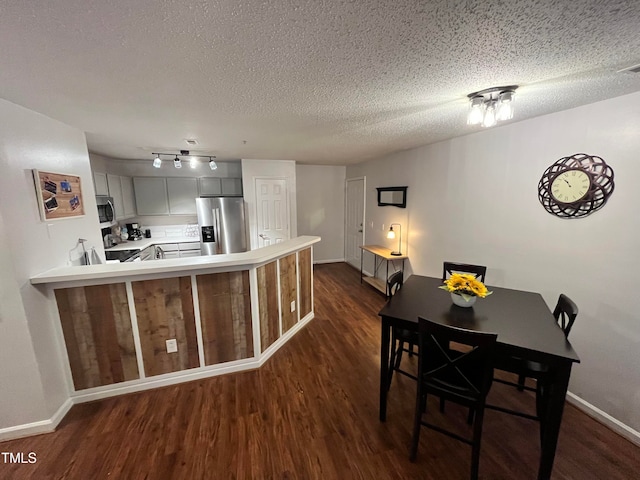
2 263 639 479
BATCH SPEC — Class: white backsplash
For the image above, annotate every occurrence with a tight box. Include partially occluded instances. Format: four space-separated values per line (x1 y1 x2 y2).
144 224 200 239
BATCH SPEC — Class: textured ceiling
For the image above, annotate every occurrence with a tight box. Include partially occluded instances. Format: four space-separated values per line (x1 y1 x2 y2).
1 0 640 165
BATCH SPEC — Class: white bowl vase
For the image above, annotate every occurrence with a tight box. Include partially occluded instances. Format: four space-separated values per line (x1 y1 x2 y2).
451 292 476 308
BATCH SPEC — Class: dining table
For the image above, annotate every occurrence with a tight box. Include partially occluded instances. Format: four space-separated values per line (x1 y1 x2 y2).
378 275 580 480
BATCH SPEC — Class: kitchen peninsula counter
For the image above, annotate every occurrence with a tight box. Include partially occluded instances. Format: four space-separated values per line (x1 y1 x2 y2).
32 236 320 403
32 236 319 284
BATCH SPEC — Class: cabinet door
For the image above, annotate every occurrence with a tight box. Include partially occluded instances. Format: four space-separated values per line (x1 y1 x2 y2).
179 250 201 258
107 174 125 219
167 177 198 214
221 178 243 196
199 177 222 196
121 176 136 218
94 172 109 196
133 177 169 215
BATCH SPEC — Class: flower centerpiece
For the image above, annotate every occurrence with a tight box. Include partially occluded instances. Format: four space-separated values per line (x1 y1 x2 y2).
439 273 492 308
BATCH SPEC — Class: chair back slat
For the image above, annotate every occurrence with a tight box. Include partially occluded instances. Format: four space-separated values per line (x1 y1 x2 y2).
443 262 487 282
418 317 497 401
553 293 578 338
387 271 404 297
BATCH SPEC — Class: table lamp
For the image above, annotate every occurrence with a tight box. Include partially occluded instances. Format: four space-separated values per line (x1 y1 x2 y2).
387 223 402 256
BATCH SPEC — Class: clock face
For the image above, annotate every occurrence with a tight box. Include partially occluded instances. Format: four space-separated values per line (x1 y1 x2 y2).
550 169 590 204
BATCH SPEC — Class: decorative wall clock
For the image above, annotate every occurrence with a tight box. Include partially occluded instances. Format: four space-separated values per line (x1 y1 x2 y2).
537 153 615 218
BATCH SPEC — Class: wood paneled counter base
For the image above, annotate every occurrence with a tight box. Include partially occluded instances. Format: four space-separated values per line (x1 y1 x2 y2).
32 237 319 402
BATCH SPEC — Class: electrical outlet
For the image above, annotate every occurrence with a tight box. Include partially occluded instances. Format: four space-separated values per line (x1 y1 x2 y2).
166 338 178 353
381 223 385 231
369 220 374 229
290 300 296 312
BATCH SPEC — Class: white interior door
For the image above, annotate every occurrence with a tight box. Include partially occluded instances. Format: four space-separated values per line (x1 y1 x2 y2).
345 177 365 268
255 177 290 247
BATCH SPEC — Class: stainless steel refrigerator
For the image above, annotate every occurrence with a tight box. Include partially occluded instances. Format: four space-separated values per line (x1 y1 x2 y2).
196 197 247 255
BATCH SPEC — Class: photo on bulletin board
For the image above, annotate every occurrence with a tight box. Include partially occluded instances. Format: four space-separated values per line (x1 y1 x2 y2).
33 170 85 220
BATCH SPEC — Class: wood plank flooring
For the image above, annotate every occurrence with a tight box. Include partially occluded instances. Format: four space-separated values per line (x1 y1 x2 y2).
2 263 640 479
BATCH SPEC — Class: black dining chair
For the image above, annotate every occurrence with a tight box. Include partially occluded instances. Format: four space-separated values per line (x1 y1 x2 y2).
386 271 420 389
440 261 487 415
410 317 497 480
488 294 579 440
387 271 418 390
442 261 487 282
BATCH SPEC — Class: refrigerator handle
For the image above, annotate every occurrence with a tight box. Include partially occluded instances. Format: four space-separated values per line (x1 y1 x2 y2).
214 208 221 254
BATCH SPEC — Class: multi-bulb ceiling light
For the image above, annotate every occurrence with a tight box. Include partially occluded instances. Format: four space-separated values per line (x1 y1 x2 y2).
151 150 217 170
467 86 517 128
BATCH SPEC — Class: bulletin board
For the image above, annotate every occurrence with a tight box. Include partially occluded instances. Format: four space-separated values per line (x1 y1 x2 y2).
33 170 85 220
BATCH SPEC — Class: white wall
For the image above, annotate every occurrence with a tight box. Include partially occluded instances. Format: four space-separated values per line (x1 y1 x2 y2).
296 165 346 263
241 159 298 250
0 99 103 433
347 91 640 434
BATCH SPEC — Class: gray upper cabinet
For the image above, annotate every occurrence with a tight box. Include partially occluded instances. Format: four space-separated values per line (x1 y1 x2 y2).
121 176 136 218
221 178 243 196
107 174 125 219
199 177 222 196
167 177 198 215
199 177 242 196
94 172 109 196
133 177 169 215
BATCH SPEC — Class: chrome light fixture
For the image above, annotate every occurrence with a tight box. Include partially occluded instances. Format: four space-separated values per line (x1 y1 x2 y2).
151 150 218 169
387 223 402 256
467 86 517 127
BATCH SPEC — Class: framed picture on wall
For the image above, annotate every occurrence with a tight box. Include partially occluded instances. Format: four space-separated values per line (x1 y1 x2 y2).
33 170 85 221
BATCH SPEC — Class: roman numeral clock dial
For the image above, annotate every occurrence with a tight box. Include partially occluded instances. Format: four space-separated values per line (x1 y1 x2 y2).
551 170 590 203
537 153 615 219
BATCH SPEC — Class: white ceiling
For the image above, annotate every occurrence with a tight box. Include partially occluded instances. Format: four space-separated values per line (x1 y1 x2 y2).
1 0 640 165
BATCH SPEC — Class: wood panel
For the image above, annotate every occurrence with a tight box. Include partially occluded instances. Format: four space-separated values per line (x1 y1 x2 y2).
55 283 138 390
196 271 254 365
298 248 312 319
132 277 199 377
8 263 640 480
279 253 298 333
257 261 280 351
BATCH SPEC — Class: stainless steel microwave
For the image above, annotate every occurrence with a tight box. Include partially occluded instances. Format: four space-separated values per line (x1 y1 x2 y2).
96 196 116 224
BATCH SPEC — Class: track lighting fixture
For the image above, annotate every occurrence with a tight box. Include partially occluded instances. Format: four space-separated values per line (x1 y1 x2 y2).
467 86 517 127
151 151 218 169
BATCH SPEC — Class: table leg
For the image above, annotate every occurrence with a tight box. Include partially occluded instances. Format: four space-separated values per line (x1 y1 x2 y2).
360 249 364 284
537 361 572 480
380 316 391 421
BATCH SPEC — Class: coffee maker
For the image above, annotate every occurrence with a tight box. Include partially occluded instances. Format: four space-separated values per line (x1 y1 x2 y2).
126 223 143 240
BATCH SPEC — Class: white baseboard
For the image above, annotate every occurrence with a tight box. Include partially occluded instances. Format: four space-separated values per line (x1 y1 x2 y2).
566 392 640 446
313 258 345 264
0 398 73 443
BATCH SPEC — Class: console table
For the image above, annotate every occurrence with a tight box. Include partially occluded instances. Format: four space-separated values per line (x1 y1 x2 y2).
359 245 407 296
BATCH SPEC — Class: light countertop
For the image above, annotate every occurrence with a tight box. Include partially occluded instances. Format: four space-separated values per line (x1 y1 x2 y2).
106 236 200 251
31 236 321 285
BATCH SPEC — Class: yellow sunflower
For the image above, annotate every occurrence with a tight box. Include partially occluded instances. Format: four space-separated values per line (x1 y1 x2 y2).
439 273 492 299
